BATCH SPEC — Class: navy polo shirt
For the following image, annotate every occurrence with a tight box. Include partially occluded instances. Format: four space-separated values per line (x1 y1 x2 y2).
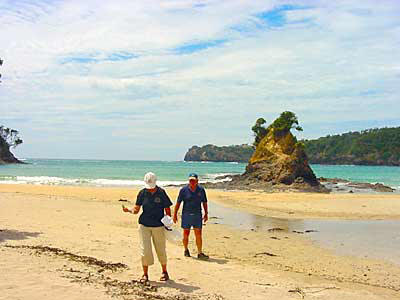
177 185 208 215
135 187 172 227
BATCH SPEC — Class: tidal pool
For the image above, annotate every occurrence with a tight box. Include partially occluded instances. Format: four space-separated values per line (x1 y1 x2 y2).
208 201 400 266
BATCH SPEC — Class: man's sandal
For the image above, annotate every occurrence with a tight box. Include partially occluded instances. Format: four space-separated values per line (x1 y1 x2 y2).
140 274 149 284
160 272 169 281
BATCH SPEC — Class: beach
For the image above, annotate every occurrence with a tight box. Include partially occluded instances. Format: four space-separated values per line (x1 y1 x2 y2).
1 184 400 299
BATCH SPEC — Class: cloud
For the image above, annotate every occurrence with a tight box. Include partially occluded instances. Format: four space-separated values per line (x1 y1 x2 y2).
1 0 400 160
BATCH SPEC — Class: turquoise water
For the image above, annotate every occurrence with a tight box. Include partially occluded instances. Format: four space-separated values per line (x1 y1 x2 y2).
0 159 399 189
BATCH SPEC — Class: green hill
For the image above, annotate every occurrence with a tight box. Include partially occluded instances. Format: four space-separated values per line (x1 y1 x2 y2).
303 127 400 166
184 127 400 166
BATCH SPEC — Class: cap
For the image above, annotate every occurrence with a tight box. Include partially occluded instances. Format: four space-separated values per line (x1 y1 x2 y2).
188 173 198 180
144 172 157 189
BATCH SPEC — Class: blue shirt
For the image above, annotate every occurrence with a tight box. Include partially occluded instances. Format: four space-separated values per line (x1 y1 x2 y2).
177 185 207 215
136 187 172 227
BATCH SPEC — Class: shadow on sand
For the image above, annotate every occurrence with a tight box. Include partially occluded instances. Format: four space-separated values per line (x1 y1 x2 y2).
0 229 41 243
153 279 200 293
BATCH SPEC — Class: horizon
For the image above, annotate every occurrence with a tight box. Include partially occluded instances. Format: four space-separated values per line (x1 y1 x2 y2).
1 1 400 160
11 124 400 161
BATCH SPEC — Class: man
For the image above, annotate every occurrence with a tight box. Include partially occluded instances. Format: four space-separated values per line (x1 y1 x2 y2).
173 173 209 259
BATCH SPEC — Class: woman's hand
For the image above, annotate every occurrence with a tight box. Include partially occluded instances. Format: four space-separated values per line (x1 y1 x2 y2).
122 206 131 213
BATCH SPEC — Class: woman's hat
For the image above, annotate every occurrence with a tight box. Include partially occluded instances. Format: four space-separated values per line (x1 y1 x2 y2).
144 172 157 189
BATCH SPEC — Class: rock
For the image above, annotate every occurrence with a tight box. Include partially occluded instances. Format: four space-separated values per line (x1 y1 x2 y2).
0 135 23 164
227 128 328 192
371 183 395 192
0 137 23 165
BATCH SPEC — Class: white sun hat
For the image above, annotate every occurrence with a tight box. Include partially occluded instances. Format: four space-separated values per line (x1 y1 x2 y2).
144 172 157 189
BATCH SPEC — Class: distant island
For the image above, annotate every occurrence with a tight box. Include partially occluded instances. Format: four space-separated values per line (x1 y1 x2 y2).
184 126 400 166
184 144 254 163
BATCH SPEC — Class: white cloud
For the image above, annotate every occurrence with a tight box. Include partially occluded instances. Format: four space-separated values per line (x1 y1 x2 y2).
1 0 399 160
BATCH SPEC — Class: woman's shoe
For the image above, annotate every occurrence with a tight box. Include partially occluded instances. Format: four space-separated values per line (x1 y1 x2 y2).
139 274 149 284
160 271 169 281
184 249 191 257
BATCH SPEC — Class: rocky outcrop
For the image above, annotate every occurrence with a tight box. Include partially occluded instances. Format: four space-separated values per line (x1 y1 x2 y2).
184 144 254 163
319 177 395 193
244 128 319 185
0 137 22 164
215 128 328 192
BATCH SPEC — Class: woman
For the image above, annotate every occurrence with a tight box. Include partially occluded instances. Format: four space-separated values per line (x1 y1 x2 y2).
123 172 172 282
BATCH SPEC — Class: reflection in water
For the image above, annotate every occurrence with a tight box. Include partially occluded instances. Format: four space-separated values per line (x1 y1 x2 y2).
208 201 400 266
208 202 305 232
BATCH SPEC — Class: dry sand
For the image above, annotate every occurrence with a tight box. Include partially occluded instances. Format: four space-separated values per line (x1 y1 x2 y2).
1 184 400 299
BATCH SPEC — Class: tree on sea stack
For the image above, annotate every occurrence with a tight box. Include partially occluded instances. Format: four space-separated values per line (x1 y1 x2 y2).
240 111 324 191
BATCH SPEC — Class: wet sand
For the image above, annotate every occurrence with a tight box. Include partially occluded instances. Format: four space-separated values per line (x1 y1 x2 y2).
1 184 400 299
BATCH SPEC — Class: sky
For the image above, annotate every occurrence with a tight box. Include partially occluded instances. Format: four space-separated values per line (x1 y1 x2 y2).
1 0 399 160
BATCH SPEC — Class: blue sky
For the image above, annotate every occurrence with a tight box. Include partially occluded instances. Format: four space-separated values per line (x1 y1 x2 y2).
1 0 400 160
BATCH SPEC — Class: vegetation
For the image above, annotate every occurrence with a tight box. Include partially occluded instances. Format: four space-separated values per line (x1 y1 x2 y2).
0 126 23 164
251 118 268 147
303 127 400 166
185 117 400 166
251 111 303 146
0 126 23 148
271 111 303 134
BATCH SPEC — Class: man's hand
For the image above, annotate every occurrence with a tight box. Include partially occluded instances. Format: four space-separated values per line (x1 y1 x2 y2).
173 214 178 224
203 213 208 223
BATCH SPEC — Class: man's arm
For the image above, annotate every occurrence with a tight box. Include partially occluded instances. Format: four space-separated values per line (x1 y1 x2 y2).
173 202 181 223
165 207 171 217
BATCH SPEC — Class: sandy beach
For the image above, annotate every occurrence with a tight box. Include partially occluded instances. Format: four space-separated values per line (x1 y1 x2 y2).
1 184 400 299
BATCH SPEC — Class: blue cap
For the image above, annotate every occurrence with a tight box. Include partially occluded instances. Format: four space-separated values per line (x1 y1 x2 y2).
188 173 198 179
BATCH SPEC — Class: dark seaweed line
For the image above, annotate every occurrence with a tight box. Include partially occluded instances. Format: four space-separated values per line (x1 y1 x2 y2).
4 244 128 271
3 244 223 300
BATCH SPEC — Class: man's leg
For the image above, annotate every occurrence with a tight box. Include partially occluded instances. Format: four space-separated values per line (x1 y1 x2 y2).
193 228 203 254
183 229 190 251
194 228 209 259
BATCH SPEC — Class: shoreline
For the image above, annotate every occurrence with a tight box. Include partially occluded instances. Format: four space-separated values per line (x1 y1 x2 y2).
1 184 400 299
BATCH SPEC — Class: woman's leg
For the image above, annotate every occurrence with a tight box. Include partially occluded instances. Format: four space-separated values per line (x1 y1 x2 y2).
152 227 169 280
142 265 149 276
138 224 155 269
152 227 167 266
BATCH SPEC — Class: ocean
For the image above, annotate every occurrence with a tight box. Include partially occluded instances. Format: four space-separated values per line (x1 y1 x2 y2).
0 159 399 189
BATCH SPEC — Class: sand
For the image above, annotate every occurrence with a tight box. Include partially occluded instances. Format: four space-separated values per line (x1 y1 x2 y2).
1 184 400 299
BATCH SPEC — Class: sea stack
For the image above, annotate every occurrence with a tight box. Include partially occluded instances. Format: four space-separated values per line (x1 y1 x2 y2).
230 112 327 192
243 128 319 186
